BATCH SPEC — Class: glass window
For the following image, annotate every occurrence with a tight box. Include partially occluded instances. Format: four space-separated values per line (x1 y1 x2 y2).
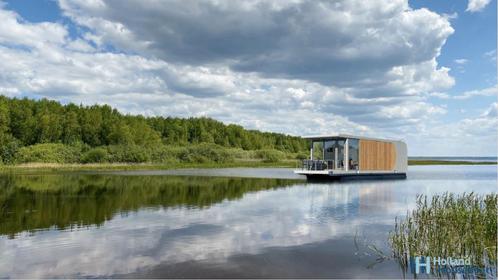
348 139 359 170
335 140 345 169
323 139 345 169
324 140 334 161
312 141 323 160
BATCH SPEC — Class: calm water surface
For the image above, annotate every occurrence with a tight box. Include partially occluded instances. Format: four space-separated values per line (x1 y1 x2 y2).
0 165 496 278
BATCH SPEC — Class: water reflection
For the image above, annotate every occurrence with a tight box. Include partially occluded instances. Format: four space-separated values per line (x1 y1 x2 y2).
358 185 393 214
0 165 496 278
0 175 299 237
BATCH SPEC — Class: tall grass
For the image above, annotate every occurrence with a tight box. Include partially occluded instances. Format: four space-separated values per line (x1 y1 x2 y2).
390 192 497 274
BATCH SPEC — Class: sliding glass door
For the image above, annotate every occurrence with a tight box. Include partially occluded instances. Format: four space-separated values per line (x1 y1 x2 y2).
323 139 345 170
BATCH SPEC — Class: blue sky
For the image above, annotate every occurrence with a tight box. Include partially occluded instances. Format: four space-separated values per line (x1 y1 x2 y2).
410 0 496 121
0 0 496 156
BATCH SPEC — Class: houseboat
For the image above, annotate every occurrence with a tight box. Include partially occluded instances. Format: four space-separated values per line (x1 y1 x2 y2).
294 134 407 180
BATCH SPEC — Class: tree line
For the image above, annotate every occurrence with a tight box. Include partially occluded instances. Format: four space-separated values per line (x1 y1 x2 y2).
0 96 308 164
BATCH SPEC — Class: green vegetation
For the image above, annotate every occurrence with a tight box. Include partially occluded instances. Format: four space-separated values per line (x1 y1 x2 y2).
390 193 497 275
409 160 497 165
0 96 308 165
0 174 300 238
15 143 82 163
0 161 297 174
0 96 495 169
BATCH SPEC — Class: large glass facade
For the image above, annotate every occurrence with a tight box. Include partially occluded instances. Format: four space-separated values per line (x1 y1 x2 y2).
312 141 323 160
348 139 359 170
335 140 345 169
324 141 334 161
322 139 345 169
308 138 355 170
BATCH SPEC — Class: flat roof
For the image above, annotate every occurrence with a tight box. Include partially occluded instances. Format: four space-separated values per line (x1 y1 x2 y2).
302 134 401 142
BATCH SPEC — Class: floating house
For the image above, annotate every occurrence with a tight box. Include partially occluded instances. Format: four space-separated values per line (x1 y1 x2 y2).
294 134 407 180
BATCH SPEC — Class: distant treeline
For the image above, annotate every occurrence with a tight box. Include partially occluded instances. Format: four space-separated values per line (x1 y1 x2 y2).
0 96 308 164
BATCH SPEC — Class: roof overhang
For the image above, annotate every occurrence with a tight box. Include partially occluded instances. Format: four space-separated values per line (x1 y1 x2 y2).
303 134 400 142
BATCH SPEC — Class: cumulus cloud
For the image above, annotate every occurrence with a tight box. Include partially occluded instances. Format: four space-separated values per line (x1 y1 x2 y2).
0 8 67 47
405 102 498 156
0 0 457 137
58 0 454 88
0 0 493 154
466 0 492 12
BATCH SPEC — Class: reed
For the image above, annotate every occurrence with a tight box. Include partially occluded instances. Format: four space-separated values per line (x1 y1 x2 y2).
390 192 497 272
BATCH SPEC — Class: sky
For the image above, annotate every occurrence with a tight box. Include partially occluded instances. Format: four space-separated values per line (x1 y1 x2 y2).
0 0 496 156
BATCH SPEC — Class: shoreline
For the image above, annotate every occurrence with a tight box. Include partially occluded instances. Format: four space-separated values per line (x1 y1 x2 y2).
0 160 495 173
0 161 297 173
407 160 497 165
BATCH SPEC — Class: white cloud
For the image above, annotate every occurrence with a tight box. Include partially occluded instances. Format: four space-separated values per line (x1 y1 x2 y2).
484 49 496 62
405 102 498 156
482 102 498 118
453 58 469 73
466 0 492 12
0 1 455 134
57 0 454 87
0 0 494 155
442 12 458 20
453 86 498 99
426 92 450 99
0 9 67 48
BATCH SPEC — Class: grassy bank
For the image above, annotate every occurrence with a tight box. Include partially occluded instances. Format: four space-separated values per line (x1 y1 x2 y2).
0 159 495 173
0 143 494 172
0 142 306 171
0 159 298 173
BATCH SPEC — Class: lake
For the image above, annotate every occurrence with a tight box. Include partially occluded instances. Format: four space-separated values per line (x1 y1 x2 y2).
0 165 496 278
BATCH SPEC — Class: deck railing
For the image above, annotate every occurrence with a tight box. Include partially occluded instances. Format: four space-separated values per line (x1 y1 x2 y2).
299 159 335 171
298 159 358 171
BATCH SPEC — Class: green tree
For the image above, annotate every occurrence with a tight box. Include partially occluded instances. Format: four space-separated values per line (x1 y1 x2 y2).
79 106 103 146
0 95 309 164
62 109 81 144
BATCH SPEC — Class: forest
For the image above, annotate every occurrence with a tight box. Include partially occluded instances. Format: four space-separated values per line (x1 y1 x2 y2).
0 96 309 165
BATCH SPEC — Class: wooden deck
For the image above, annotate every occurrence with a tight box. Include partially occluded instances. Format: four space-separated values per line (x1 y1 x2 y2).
294 169 406 180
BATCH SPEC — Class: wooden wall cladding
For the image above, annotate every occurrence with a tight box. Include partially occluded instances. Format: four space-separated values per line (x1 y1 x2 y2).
359 140 396 170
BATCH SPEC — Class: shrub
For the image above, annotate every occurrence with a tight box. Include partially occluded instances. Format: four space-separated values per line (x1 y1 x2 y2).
148 145 183 164
255 149 285 163
229 148 255 160
15 143 82 164
0 134 21 164
106 145 150 163
81 147 109 163
180 143 234 164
